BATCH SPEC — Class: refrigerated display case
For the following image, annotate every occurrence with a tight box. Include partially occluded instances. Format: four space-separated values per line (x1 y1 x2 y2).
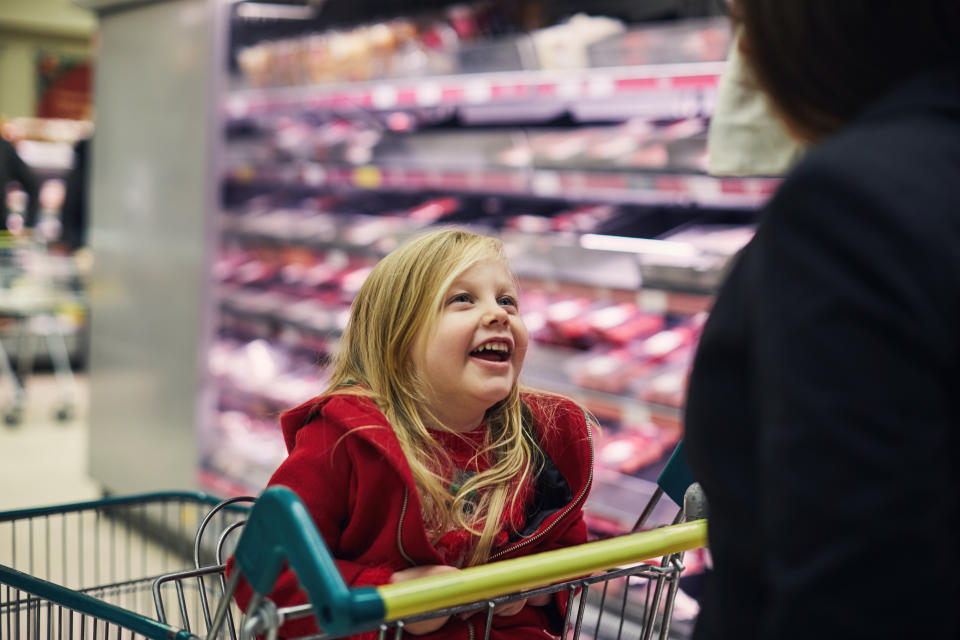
209 2 775 541
80 0 771 544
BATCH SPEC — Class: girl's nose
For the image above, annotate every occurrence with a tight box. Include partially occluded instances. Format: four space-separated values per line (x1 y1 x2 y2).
483 303 509 325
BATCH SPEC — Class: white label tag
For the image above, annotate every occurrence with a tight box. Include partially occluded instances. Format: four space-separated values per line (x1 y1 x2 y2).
372 85 398 109
638 289 668 314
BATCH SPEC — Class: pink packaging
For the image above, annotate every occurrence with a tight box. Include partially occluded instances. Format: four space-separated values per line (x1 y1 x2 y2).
570 348 635 394
596 422 675 474
586 303 665 346
542 297 596 348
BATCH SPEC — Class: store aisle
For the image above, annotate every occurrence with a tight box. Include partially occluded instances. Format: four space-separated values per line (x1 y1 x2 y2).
0 373 102 511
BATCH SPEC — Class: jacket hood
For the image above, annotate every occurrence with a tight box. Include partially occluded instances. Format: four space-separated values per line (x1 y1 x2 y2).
281 392 418 486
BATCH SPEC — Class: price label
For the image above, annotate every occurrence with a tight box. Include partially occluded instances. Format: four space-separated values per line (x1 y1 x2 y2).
556 80 581 100
232 164 256 183
465 80 492 104
303 163 326 187
531 171 562 197
638 289 668 314
416 82 443 107
372 85 398 109
622 401 652 426
587 76 616 99
352 166 382 189
224 96 249 119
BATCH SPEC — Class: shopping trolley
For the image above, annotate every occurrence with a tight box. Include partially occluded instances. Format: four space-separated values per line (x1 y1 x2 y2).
0 232 84 425
0 449 707 640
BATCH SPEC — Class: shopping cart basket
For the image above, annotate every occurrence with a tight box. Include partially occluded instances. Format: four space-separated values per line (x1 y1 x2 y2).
0 232 84 425
1 456 707 639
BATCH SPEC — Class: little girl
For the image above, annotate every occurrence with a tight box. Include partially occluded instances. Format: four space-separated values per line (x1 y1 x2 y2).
230 228 594 639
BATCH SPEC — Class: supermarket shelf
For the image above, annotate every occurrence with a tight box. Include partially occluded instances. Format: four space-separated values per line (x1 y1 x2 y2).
514 277 713 315
523 344 684 428
219 300 339 339
218 292 689 429
220 222 400 258
226 164 779 209
218 292 345 340
224 62 725 123
215 375 318 416
218 286 710 350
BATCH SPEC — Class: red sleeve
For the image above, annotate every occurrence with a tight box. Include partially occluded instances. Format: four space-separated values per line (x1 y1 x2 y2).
226 417 394 638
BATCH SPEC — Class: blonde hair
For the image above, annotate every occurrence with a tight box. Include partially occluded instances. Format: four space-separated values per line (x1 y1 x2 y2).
325 228 542 565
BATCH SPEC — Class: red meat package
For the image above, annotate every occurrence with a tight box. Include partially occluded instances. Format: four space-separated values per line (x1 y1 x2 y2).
541 297 596 348
570 348 636 394
637 365 690 409
624 325 695 375
596 422 680 474
586 302 665 346
406 197 460 223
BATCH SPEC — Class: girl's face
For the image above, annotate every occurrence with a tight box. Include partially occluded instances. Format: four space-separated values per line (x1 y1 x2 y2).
412 257 529 433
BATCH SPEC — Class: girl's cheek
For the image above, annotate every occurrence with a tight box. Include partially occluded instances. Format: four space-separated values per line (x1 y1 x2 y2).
513 339 529 366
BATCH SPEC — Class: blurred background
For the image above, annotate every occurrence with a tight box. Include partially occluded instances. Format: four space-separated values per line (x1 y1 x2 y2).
0 1 771 628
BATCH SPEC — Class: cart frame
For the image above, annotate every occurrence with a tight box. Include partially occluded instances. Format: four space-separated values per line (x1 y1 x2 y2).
2 477 707 640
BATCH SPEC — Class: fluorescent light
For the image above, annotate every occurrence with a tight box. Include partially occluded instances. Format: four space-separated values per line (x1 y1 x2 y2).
236 3 316 20
580 233 699 257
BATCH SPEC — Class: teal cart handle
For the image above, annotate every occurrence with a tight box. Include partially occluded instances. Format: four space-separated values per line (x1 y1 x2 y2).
231 486 385 636
657 440 695 507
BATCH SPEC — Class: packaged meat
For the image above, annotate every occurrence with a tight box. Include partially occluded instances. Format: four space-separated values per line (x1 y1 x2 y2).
596 422 670 474
586 302 665 346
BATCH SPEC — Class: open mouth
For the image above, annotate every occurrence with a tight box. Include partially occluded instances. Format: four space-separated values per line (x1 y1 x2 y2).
469 341 511 363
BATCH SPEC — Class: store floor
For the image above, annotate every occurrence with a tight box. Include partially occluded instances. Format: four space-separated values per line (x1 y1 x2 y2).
0 373 102 511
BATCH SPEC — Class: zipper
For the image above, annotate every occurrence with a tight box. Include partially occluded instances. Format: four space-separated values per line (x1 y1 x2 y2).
487 413 594 561
466 617 475 640
396 489 418 566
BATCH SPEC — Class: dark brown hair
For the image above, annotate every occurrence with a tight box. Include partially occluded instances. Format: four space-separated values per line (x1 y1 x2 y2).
732 1 960 141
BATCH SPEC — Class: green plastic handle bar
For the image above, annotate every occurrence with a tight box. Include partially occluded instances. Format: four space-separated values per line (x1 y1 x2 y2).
230 486 385 636
377 519 707 620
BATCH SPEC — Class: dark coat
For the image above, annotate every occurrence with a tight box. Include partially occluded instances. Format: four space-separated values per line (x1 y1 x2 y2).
59 137 89 249
685 68 960 639
0 137 38 229
229 391 593 639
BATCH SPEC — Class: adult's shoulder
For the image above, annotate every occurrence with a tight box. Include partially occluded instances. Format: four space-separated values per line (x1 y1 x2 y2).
751 85 960 360
772 71 960 235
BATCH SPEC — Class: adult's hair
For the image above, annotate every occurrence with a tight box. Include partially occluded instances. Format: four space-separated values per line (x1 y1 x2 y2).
326 227 543 566
733 0 960 141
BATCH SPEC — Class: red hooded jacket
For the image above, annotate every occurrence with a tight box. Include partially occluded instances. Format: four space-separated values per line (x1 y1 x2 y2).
229 391 594 639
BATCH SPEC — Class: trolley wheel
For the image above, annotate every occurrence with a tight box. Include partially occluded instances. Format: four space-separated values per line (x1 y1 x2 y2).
55 406 73 422
4 410 22 426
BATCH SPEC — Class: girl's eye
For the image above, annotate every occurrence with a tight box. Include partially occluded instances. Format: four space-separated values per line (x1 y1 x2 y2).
450 293 472 304
498 296 518 308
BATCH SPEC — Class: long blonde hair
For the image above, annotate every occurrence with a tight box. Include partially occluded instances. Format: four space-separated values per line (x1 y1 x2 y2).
325 228 542 566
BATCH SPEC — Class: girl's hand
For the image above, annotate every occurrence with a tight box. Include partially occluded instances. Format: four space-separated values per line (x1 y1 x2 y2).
527 593 552 607
459 591 554 621
491 598 526 617
492 592 551 616
390 565 460 635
